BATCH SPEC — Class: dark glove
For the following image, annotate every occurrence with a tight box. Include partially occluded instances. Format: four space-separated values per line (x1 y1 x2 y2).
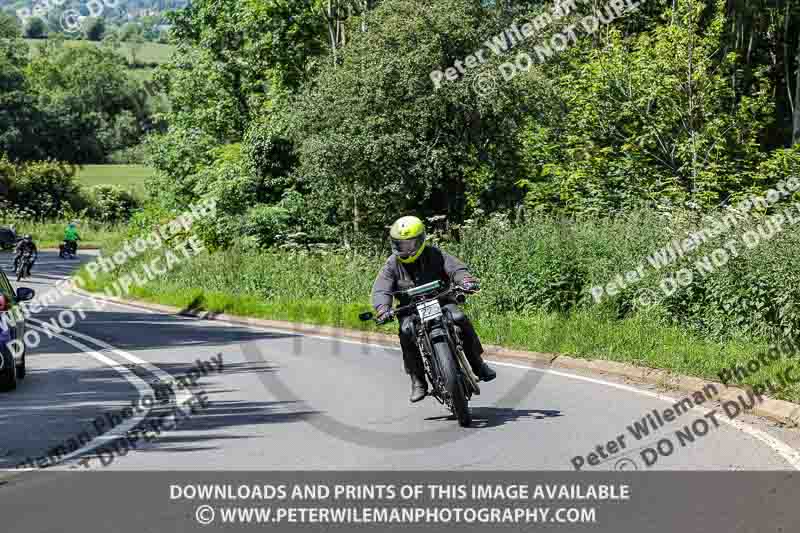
375 305 394 324
460 275 481 293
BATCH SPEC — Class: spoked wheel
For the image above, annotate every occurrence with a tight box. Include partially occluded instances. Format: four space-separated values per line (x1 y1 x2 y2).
432 339 471 427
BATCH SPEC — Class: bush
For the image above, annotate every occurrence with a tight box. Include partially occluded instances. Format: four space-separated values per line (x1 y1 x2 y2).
244 204 291 248
7 159 80 218
85 185 140 222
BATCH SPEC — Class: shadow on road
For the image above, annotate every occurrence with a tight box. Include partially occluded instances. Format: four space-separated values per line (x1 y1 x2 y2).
424 408 563 429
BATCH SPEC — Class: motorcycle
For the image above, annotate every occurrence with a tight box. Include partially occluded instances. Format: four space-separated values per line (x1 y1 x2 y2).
359 280 480 427
59 240 77 259
16 251 33 281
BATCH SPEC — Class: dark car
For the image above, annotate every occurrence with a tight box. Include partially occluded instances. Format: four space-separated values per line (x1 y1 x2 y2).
0 226 17 251
0 270 35 391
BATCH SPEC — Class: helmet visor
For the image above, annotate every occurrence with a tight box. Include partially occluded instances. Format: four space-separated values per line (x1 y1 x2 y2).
391 234 425 259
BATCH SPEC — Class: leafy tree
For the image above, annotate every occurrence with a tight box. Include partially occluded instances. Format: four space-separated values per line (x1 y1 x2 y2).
25 43 151 163
515 0 775 215
290 0 528 232
0 38 45 161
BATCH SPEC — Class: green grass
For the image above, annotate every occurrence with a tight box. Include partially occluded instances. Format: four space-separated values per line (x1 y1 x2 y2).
75 164 153 197
25 39 175 65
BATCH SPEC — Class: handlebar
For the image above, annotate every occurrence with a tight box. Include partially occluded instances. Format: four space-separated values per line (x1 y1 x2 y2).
358 284 479 325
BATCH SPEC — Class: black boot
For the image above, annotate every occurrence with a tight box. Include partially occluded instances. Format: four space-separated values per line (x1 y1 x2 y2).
477 362 496 382
409 373 428 403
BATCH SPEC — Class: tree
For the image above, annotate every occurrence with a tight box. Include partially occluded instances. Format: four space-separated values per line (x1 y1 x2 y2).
83 17 106 42
0 39 43 161
24 17 46 39
291 0 527 230
25 44 151 163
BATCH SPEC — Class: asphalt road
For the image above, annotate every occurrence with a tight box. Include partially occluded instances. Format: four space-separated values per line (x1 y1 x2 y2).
2 250 800 474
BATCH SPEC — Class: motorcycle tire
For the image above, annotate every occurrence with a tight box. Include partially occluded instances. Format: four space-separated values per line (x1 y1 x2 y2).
16 264 24 281
432 339 471 427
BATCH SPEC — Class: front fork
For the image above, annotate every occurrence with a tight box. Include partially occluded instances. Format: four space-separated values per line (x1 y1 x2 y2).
451 323 481 396
416 316 480 405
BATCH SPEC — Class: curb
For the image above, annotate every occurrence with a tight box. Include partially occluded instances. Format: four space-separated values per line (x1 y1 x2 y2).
72 288 800 428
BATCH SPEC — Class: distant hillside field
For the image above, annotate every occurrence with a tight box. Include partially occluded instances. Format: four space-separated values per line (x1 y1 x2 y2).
76 164 153 197
25 39 175 65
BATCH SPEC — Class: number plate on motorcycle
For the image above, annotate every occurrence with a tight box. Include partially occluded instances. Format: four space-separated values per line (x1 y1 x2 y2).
417 299 442 322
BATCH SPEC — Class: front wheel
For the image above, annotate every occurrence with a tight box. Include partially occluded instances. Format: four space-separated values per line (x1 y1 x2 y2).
432 339 471 427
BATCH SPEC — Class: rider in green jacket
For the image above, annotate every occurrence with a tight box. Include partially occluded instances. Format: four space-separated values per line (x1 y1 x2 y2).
63 222 80 255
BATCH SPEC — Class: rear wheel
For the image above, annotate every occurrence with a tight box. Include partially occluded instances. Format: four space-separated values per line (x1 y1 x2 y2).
432 339 471 427
0 346 18 391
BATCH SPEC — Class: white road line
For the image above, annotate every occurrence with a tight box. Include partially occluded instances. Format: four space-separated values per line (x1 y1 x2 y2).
7 325 154 472
71 291 800 469
489 360 800 470
27 316 193 409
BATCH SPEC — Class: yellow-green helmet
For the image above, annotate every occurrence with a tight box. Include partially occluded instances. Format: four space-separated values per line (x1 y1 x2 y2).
390 216 427 264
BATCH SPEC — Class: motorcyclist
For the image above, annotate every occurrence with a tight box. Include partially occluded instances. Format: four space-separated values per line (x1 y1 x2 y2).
63 222 80 255
13 235 37 276
371 215 496 403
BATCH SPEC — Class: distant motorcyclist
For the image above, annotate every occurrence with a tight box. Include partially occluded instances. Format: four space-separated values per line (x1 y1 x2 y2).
13 235 37 276
371 215 496 403
63 222 80 255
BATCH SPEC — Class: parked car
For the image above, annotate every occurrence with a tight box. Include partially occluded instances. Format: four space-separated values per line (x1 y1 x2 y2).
0 226 18 251
0 270 35 391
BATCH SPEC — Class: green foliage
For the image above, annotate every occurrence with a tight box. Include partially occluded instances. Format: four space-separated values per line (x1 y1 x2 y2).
0 39 157 164
85 184 141 222
5 158 80 218
141 0 800 253
143 127 217 208
243 204 291 248
0 11 21 38
290 0 527 229
516 0 775 215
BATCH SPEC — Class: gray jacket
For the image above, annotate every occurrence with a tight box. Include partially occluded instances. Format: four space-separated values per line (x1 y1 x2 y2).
371 245 471 311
